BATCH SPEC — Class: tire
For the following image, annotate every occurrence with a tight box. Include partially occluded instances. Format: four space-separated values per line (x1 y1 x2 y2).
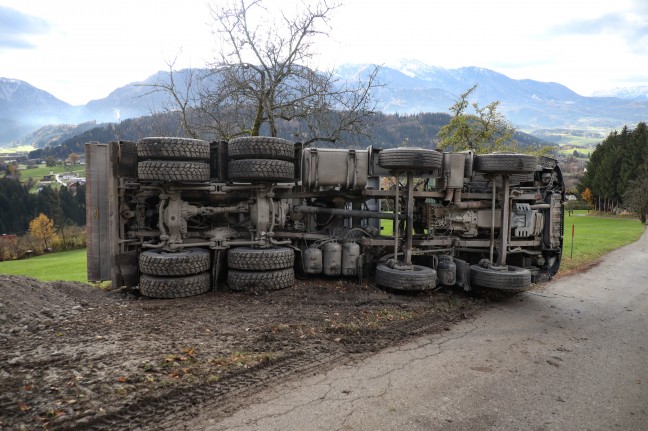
473 154 537 174
375 264 438 291
139 272 211 299
137 137 210 161
228 268 295 292
378 148 443 171
228 247 294 271
469 265 531 290
228 159 294 182
228 136 295 161
138 160 210 182
139 248 211 276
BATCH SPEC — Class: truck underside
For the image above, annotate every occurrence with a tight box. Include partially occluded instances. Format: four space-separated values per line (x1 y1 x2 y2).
86 137 565 298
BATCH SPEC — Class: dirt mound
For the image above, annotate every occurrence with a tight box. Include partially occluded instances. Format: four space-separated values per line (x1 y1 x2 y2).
0 275 479 431
0 275 110 333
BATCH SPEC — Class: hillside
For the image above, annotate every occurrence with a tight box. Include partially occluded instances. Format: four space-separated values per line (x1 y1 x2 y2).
336 62 648 129
28 111 553 161
0 78 77 144
592 85 648 100
12 121 101 149
3 62 648 147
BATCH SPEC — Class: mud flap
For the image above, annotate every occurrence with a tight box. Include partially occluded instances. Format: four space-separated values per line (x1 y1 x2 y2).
454 258 471 291
211 249 226 290
115 251 139 288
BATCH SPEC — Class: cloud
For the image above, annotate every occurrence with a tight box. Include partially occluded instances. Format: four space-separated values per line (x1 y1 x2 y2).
0 5 49 49
550 8 648 54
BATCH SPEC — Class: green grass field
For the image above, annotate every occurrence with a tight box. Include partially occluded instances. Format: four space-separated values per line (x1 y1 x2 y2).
0 164 85 180
20 164 85 178
561 210 645 273
0 248 87 282
10 164 86 192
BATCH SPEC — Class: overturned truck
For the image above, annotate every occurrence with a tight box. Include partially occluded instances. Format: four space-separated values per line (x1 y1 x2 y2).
86 137 565 298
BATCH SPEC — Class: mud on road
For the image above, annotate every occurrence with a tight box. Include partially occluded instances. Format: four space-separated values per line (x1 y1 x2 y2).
0 274 479 430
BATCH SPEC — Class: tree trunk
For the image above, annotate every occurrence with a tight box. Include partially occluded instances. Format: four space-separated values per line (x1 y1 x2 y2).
251 71 266 136
251 99 264 136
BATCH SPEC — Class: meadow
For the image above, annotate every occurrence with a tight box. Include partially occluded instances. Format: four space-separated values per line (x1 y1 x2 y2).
560 210 645 273
0 163 86 191
19 163 85 179
0 248 87 282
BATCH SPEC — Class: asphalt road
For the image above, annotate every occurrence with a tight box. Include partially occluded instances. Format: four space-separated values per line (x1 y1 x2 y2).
190 228 648 431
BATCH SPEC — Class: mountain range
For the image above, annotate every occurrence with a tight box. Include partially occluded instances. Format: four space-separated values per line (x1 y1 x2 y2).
2 61 648 147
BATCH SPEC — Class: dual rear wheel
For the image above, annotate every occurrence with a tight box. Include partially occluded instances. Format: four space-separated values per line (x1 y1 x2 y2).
138 248 211 298
227 246 295 292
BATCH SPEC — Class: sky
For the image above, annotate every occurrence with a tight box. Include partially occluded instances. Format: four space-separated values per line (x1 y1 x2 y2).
1 0 647 106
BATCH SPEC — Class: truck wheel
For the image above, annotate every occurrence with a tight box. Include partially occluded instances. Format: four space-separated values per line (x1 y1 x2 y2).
139 248 211 276
228 159 294 182
138 160 210 182
139 272 211 298
375 264 438 291
469 265 531 290
473 154 537 174
228 136 295 161
378 148 443 171
137 137 210 161
227 247 294 271
227 268 295 292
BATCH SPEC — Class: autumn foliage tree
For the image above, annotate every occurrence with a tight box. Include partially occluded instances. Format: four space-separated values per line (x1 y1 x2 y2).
29 213 56 250
68 153 81 165
437 85 517 154
581 187 595 209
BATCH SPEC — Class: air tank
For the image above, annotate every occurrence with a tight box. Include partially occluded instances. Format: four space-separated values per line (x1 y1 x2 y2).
303 247 323 275
436 255 457 286
322 242 342 276
341 242 360 276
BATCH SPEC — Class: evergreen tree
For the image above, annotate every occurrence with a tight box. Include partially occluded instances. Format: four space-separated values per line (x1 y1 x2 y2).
0 178 36 234
580 122 648 213
36 186 62 226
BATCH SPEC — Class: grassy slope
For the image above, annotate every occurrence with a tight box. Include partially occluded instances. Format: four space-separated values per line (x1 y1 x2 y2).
560 210 645 274
0 248 87 283
20 164 85 178
0 165 86 192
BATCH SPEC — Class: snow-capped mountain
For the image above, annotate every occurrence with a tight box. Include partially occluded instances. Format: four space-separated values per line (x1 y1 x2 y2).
592 86 648 100
334 62 637 129
2 62 648 146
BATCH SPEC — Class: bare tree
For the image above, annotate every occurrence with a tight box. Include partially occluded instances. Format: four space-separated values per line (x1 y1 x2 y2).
151 0 380 145
144 58 203 139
